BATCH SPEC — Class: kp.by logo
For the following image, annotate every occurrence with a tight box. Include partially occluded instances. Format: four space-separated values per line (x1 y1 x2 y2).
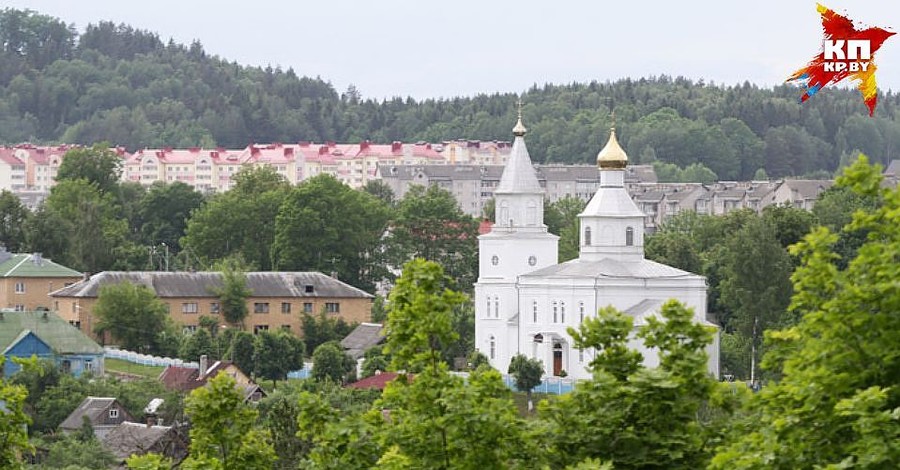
787 4 894 116
823 39 871 72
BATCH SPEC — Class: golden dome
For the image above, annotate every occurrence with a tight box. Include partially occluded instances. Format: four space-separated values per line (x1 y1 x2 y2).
512 99 527 136
597 127 628 169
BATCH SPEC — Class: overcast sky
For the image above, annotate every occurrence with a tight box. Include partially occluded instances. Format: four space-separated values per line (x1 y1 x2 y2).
6 0 900 100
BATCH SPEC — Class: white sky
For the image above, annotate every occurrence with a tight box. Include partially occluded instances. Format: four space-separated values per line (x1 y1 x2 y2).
5 0 900 100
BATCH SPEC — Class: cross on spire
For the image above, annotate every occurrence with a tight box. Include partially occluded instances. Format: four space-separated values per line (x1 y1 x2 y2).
512 97 527 137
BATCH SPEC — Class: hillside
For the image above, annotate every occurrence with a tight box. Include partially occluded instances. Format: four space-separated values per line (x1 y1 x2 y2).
2 8 900 179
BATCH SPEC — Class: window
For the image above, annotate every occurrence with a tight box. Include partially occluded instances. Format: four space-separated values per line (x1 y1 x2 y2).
183 325 197 334
489 335 496 360
280 325 291 331
254 325 269 334
84 359 93 372
626 226 634 246
182 302 198 314
325 302 340 313
14 304 24 312
281 302 291 314
303 302 313 313
254 302 270 314
579 348 584 363
109 408 119 419
210 302 220 314
560 302 566 324
69 320 81 329
552 301 558 323
304 285 314 293
14 282 24 293
579 302 585 324
584 227 592 246
533 301 538 323
486 297 491 318
494 297 500 318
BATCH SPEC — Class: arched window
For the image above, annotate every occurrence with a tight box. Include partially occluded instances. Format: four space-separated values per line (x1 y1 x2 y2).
552 301 558 323
579 348 584 363
494 297 500 318
486 297 491 318
560 302 566 323
499 201 509 226
626 226 634 246
533 300 538 323
579 301 585 324
489 335 496 359
584 226 592 246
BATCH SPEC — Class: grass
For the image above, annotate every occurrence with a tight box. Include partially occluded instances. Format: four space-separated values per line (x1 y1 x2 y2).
104 358 166 379
512 391 556 418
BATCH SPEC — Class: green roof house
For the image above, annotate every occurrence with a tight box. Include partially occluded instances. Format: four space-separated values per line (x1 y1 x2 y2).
0 310 104 378
0 248 83 313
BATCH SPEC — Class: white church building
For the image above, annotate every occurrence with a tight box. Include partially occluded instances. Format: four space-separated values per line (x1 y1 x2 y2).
474 114 719 380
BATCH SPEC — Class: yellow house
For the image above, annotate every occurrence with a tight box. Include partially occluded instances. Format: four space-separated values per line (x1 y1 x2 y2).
50 271 373 340
0 250 82 312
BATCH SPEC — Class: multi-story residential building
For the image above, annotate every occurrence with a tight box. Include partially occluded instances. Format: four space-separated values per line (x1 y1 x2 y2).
379 163 659 218
0 249 83 312
50 271 374 340
440 140 513 165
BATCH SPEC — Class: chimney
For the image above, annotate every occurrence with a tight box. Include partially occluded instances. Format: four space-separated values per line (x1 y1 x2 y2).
250 146 261 156
146 413 157 428
199 354 208 376
360 140 370 150
391 141 402 152
330 271 338 279
32 252 42 266
318 146 328 155
284 147 294 157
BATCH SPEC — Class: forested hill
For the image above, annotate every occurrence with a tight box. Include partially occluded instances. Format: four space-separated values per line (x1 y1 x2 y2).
2 8 900 180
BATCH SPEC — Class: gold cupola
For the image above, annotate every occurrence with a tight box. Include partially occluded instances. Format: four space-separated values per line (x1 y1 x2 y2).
596 127 628 169
512 99 527 137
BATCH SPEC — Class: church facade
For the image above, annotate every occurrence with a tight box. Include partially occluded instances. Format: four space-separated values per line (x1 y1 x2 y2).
474 115 719 381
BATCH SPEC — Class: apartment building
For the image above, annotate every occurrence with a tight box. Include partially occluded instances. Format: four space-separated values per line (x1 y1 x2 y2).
50 271 373 340
0 249 83 312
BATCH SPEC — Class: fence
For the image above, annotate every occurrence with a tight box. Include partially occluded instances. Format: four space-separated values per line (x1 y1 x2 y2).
451 371 576 395
104 346 199 369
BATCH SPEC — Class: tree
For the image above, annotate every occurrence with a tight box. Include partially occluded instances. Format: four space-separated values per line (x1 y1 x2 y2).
710 156 900 469
301 310 354 354
41 434 117 469
182 166 290 270
542 301 743 469
253 330 305 387
374 259 533 468
182 374 276 469
229 330 256 374
0 357 32 469
363 179 395 206
272 174 391 291
311 342 355 383
93 281 172 354
55 143 123 194
126 453 174 470
545 196 585 262
179 327 216 362
388 185 479 290
0 190 29 252
138 181 204 252
212 257 253 328
508 353 543 412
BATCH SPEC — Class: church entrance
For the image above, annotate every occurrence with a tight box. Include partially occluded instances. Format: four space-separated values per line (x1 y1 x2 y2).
553 343 563 376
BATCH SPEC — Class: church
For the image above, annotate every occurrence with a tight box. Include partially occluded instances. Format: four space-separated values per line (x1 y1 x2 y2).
474 113 719 381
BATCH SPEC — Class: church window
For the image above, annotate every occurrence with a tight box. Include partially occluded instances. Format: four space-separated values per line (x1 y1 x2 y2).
560 302 566 323
584 227 592 246
494 297 500 318
533 300 538 323
552 301 558 323
527 201 537 226
500 202 509 225
486 297 491 318
489 336 496 359
528 255 537 266
579 348 584 363
491 255 499 266
626 226 634 246
579 302 585 324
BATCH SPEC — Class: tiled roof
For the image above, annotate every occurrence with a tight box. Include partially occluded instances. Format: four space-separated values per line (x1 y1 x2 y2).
0 252 82 278
340 323 384 359
50 271 374 299
102 422 181 459
59 397 128 430
346 371 403 390
0 311 103 355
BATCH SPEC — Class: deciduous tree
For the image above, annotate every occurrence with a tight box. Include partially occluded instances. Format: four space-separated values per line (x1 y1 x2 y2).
93 281 172 354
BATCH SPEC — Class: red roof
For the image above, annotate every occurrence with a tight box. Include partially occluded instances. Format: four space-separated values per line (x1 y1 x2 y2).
158 366 201 392
345 372 407 390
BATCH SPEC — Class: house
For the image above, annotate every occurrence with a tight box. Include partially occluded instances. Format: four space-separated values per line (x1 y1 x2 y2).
340 322 385 360
158 356 265 402
474 117 718 380
102 422 189 464
769 179 834 210
0 310 104 378
0 248 82 313
50 271 374 339
59 397 133 440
